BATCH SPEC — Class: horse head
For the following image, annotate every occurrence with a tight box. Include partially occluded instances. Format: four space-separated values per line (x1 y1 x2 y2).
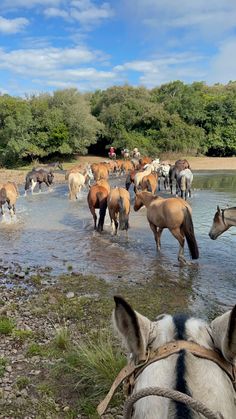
111 296 236 418
133 192 144 211
209 206 229 240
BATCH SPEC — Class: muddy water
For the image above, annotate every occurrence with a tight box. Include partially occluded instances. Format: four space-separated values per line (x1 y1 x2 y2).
0 171 236 318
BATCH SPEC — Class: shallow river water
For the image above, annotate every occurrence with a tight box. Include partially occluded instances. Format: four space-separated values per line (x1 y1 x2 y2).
0 170 236 318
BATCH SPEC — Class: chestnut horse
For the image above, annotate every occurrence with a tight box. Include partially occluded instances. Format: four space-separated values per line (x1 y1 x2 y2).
91 163 109 181
0 182 19 218
134 191 199 264
107 187 130 235
140 172 158 194
87 183 109 232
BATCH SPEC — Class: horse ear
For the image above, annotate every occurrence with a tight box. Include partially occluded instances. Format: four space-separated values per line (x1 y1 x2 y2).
217 205 220 213
113 296 150 362
210 305 236 363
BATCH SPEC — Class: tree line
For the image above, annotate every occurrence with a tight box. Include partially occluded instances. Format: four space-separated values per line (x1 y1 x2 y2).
1 80 236 167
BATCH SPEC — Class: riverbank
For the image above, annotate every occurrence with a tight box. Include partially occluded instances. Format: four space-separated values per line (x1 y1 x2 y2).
0 267 191 418
1 155 236 186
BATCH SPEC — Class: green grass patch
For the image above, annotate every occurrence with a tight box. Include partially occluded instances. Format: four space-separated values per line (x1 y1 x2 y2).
26 342 45 357
13 329 35 343
0 357 7 378
0 316 14 335
53 326 71 351
54 331 125 416
16 376 30 390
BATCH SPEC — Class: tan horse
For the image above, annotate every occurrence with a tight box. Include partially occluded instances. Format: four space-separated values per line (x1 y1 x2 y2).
91 163 109 181
134 166 152 192
121 160 134 174
107 187 130 235
140 172 158 194
209 205 236 240
134 191 199 263
0 182 19 217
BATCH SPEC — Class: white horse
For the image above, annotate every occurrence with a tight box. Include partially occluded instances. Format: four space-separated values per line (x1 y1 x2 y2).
134 166 153 192
144 159 160 173
68 167 93 200
177 168 193 200
158 163 170 191
108 296 236 419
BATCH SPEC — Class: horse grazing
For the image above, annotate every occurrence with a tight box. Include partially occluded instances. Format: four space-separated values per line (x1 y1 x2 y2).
25 169 54 194
0 182 19 218
46 161 63 170
140 172 158 194
169 159 190 195
209 206 236 240
108 187 130 235
134 191 199 263
177 168 193 200
87 183 109 232
68 167 93 200
100 296 236 419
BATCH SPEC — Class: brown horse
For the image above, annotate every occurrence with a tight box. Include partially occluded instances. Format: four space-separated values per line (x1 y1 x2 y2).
87 184 109 232
107 187 130 235
139 156 152 168
134 191 199 263
0 182 19 217
140 172 158 194
95 179 111 194
91 163 109 181
125 170 138 191
121 160 133 174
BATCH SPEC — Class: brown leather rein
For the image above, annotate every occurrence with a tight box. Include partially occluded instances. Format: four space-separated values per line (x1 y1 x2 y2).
97 340 236 417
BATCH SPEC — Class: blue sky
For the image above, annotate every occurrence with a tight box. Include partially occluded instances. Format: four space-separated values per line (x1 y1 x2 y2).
1 0 236 96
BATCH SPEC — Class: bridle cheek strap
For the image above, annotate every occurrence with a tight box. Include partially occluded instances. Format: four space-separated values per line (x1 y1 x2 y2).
96 340 236 417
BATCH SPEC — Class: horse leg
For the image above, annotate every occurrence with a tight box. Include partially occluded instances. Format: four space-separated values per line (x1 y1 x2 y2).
156 228 163 250
170 227 188 264
89 206 97 230
148 221 159 249
31 180 37 194
158 177 161 191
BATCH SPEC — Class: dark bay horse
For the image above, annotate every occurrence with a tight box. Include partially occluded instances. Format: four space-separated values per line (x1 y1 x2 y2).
107 187 130 235
87 183 109 232
169 159 190 195
134 191 199 264
25 169 54 194
209 206 236 239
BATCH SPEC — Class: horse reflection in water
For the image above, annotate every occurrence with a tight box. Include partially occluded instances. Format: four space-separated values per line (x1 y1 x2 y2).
107 187 130 235
105 296 236 419
134 191 199 264
209 205 236 239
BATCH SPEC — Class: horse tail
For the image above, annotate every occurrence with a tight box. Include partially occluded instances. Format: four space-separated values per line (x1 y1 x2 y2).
125 174 131 191
0 187 7 203
97 197 107 232
118 196 129 231
146 178 152 193
69 177 77 200
182 208 199 259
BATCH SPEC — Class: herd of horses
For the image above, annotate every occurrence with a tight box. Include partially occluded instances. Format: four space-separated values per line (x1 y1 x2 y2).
0 156 236 419
0 156 235 266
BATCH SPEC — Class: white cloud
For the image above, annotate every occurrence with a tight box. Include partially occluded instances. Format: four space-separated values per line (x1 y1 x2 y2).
0 44 121 92
209 38 236 84
1 0 60 9
120 0 236 39
0 16 29 33
115 53 206 87
44 0 114 28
